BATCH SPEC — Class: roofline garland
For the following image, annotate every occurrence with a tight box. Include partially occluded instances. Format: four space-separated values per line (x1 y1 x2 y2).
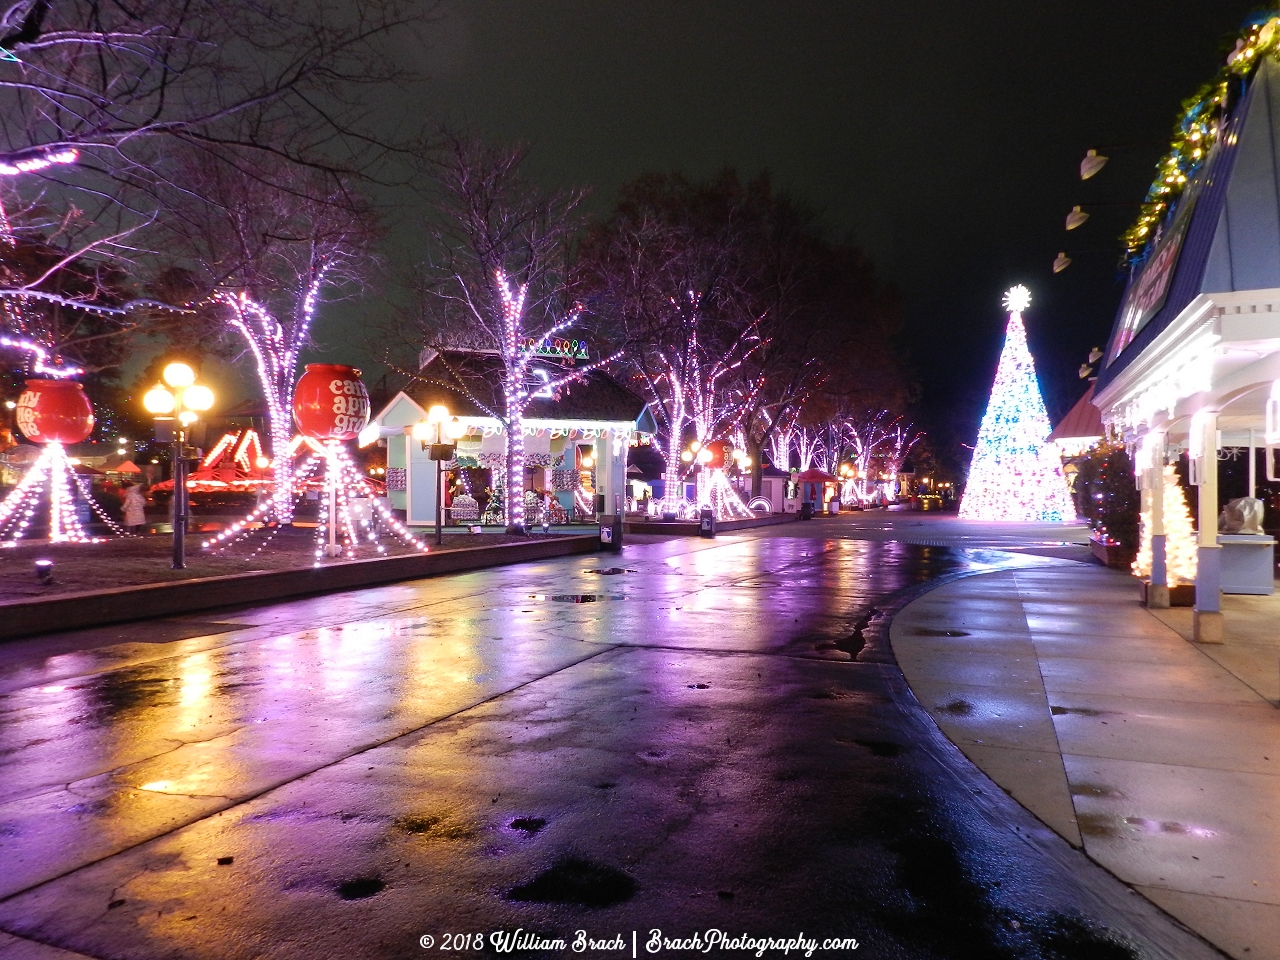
1122 14 1280 265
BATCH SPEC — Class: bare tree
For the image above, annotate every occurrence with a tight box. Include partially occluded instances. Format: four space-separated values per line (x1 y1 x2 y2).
580 171 769 511
583 170 914 511
156 152 379 522
395 134 616 533
0 0 421 191
0 0 422 383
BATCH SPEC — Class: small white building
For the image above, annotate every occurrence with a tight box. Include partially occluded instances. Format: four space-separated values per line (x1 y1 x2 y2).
1093 54 1280 640
365 350 656 526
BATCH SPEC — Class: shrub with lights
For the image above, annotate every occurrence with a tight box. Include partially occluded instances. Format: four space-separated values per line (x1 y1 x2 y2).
1073 442 1140 551
1132 463 1197 584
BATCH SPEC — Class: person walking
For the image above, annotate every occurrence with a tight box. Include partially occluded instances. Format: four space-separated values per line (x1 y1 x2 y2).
121 483 147 534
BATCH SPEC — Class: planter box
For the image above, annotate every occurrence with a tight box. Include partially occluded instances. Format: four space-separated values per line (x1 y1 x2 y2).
1138 579 1195 607
1090 535 1136 569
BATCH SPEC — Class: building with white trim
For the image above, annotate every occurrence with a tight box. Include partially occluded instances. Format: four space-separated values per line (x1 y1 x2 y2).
364 351 656 527
1093 55 1280 640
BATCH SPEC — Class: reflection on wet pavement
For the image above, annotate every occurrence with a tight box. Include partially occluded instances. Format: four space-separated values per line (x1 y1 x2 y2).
0 532 1220 959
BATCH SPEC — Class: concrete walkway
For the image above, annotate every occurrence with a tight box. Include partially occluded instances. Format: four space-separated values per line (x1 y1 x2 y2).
893 560 1280 960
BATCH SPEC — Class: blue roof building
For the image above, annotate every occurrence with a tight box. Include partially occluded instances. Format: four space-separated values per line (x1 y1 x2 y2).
1094 47 1280 637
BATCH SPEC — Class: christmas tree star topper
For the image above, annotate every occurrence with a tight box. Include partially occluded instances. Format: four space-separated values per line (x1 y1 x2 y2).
1003 284 1032 315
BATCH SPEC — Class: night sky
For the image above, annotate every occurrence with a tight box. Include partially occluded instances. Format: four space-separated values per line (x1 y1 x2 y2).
324 1 1260 470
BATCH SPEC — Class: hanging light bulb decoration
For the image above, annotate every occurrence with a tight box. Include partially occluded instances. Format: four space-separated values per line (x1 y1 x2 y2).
1065 205 1090 230
1080 149 1108 180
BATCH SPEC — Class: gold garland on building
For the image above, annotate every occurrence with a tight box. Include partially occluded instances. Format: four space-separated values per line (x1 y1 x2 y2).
1122 15 1280 262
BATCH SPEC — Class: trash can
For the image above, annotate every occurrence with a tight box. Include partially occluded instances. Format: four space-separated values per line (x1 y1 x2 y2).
800 501 813 520
828 499 839 515
699 507 716 538
599 514 623 553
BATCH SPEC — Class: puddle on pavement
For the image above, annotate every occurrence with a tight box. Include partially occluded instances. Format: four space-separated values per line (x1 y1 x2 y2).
913 628 971 637
506 857 636 907
507 817 546 834
528 594 625 603
583 568 637 575
850 738 905 758
1070 782 1124 799
393 813 474 840
335 877 385 900
1051 705 1111 717
1077 813 1214 840
940 698 974 716
67 673 178 725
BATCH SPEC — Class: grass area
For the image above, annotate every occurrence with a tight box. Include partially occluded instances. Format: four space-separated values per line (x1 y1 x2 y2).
0 525 562 602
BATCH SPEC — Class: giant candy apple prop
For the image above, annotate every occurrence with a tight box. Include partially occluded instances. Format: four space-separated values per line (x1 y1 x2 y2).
292 364 370 441
15 379 94 444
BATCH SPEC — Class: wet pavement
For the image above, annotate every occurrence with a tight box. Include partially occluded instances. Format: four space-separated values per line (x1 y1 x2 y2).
0 520 1223 959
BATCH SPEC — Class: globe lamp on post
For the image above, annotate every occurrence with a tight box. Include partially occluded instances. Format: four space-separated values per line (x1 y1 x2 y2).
414 404 459 546
143 363 214 569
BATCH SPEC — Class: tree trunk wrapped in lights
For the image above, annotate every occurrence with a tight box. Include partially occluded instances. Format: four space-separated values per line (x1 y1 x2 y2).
395 135 618 533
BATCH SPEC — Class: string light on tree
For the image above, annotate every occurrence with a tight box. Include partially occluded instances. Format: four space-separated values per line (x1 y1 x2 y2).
213 265 336 526
958 286 1075 523
0 147 78 177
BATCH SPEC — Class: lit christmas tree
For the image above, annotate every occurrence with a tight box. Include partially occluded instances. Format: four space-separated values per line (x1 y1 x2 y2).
1132 464 1197 584
958 286 1075 522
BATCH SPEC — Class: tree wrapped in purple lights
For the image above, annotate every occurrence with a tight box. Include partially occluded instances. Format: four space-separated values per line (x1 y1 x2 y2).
398 135 618 533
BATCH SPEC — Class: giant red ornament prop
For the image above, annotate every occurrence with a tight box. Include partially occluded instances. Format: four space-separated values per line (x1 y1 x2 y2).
292 364 370 441
15 379 94 444
704 440 729 469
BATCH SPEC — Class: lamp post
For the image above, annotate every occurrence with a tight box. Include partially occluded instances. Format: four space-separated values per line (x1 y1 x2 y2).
413 405 465 545
143 363 214 569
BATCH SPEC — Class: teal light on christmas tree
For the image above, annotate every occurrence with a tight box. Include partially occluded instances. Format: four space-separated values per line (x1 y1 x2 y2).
959 286 1075 522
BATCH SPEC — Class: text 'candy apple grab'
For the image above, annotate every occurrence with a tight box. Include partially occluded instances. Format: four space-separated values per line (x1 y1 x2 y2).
291 364 370 441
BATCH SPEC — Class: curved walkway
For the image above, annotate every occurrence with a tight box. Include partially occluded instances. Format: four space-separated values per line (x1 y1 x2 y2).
893 558 1280 960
